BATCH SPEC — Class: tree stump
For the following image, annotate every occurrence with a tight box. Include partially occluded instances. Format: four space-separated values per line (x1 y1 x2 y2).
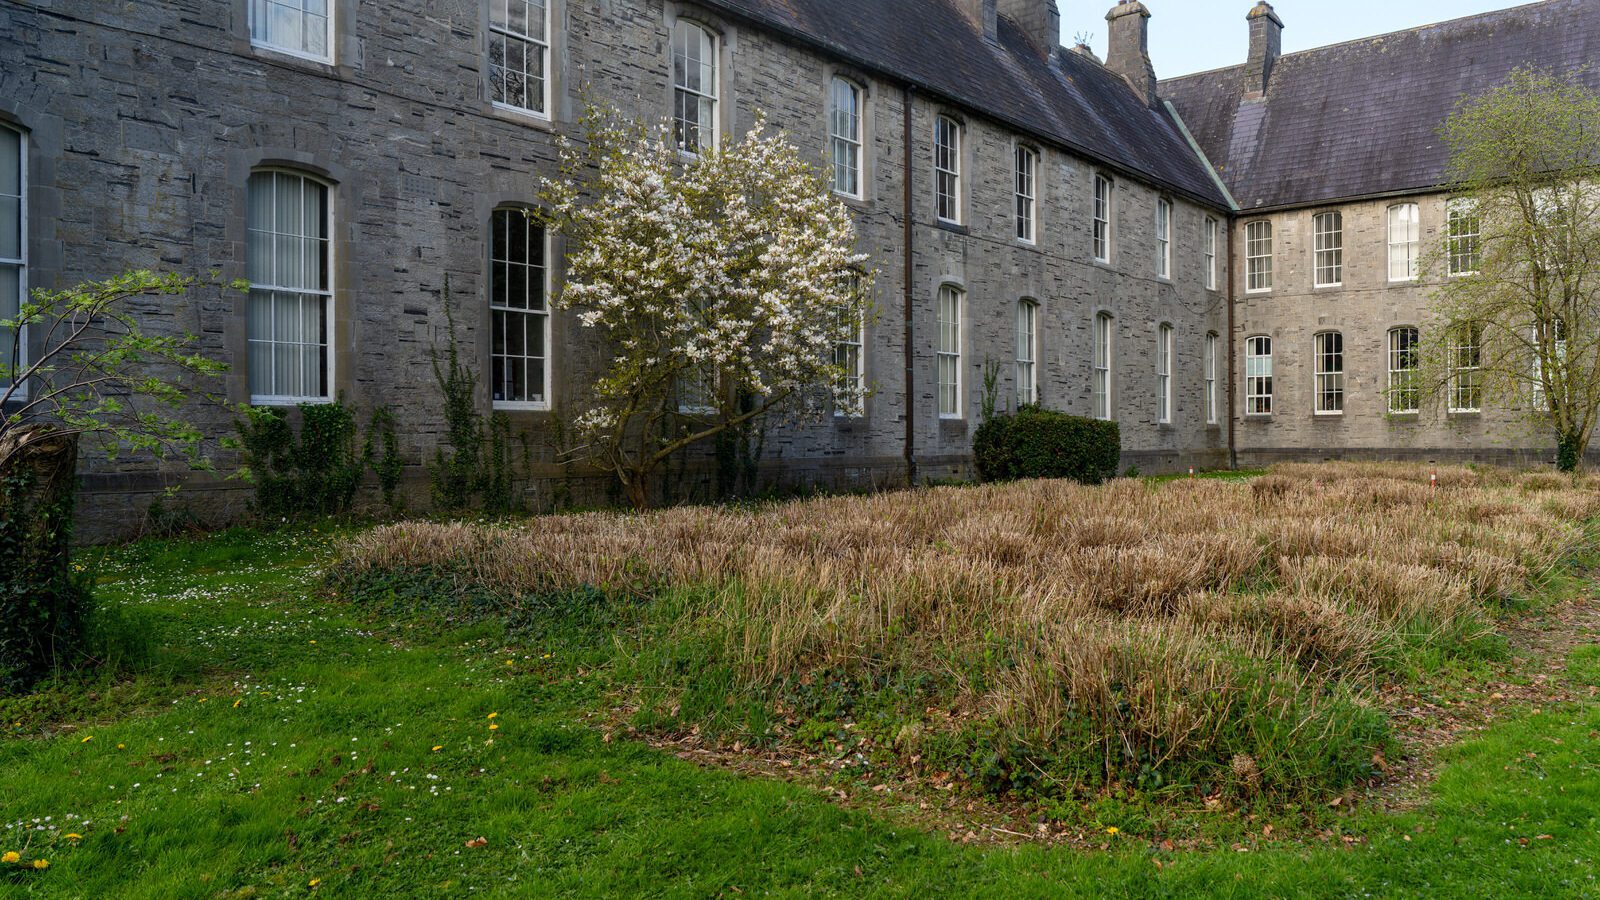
0 426 85 693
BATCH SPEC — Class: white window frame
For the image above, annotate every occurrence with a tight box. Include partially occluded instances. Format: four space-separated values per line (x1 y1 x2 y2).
1447 199 1482 277
829 77 863 200
1245 336 1272 416
833 273 866 418
489 0 551 118
1155 198 1172 280
1015 145 1038 244
1388 203 1421 282
1449 323 1483 414
1313 211 1343 287
1093 312 1114 421
1093 175 1113 263
0 125 26 401
489 208 552 411
1387 326 1420 415
247 169 334 406
1204 216 1218 291
1531 319 1565 414
248 0 334 63
1015 299 1038 407
1313 331 1344 416
1245 220 1273 292
934 116 962 225
1156 323 1173 423
672 20 719 155
936 284 963 418
1204 332 1219 425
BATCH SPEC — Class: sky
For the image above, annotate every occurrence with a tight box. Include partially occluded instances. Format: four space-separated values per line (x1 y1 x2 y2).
1064 0 1532 80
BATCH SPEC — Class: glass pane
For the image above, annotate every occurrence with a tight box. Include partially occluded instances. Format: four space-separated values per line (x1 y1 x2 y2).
0 128 18 202
0 196 18 261
529 0 548 42
305 13 327 57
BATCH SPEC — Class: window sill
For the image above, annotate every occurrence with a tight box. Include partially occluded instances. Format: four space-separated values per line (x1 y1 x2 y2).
247 42 337 72
1313 412 1345 419
1387 411 1421 421
488 102 555 131
252 396 332 408
1243 414 1273 423
1091 258 1116 272
494 402 552 414
1313 283 1343 291
1245 288 1273 296
1447 410 1483 418
934 220 968 236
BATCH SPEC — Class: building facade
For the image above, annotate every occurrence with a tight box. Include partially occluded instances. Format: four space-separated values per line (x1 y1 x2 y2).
0 0 1594 538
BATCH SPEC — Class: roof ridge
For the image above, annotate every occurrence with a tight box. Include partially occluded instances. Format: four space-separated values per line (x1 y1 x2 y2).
1161 0 1580 84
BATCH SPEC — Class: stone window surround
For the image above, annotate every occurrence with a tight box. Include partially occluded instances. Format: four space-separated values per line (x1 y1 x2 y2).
1091 308 1116 422
1154 196 1173 281
1092 173 1115 266
1244 333 1273 418
1014 141 1040 246
935 280 965 420
824 71 872 204
1245 218 1273 294
1311 209 1343 289
481 0 568 129
1156 321 1174 424
932 112 966 228
223 147 357 409
664 5 738 157
476 193 566 419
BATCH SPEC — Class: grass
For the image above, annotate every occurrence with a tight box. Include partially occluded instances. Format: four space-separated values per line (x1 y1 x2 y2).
332 463 1600 803
0 466 1596 895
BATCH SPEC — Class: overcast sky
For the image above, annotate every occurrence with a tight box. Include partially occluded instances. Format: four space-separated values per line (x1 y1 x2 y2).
1064 0 1531 80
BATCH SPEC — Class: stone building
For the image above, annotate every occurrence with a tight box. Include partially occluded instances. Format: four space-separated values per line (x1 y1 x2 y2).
0 0 1595 538
1164 0 1600 468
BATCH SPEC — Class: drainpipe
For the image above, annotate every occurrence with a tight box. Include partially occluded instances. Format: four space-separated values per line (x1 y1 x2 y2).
902 83 918 488
1227 217 1238 471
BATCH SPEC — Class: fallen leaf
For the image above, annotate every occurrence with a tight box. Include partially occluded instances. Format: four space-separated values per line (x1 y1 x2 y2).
464 837 488 849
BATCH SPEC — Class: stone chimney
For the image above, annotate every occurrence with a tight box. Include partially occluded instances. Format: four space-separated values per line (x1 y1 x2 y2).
998 0 1062 58
1104 1 1156 104
1242 2 1283 98
957 0 999 40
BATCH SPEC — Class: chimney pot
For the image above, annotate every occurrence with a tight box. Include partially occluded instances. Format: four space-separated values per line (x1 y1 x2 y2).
1104 1 1156 105
1243 2 1284 97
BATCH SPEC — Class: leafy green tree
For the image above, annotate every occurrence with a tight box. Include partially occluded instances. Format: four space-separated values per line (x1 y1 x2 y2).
1425 69 1600 471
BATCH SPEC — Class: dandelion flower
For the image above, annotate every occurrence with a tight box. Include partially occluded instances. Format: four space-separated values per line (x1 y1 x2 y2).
64 834 82 841
486 713 498 720
233 700 241 709
432 746 444 752
2 851 19 864
116 744 125 750
309 877 321 886
488 723 499 731
80 736 92 743
32 859 48 870
1105 827 1120 836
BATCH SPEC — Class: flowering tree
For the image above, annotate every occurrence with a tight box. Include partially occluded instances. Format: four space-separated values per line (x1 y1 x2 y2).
542 107 871 508
1424 69 1600 471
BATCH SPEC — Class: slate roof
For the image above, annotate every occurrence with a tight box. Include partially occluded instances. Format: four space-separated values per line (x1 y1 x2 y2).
701 0 1232 210
1160 0 1600 212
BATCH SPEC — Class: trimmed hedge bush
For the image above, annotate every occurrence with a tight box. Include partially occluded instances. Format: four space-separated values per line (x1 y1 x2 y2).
973 407 1120 484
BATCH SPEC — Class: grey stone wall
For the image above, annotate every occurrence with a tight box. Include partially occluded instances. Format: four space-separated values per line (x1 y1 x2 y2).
2 0 1229 540
1230 193 1562 466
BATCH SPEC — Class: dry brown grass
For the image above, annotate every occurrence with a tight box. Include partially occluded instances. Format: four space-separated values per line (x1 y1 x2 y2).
335 463 1598 795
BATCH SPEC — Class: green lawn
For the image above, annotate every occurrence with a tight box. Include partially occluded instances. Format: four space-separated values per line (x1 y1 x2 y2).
1 527 1598 898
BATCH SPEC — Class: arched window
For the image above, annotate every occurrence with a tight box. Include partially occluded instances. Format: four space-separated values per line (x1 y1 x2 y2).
1015 299 1038 406
829 78 863 198
672 20 718 154
490 0 551 116
1093 312 1114 421
490 208 550 409
1314 331 1344 415
1387 327 1420 414
0 124 25 396
1388 203 1421 281
247 169 332 404
1245 335 1272 416
936 284 963 418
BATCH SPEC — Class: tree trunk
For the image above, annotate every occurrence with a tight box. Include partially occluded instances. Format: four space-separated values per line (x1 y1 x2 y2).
0 426 86 694
1556 429 1586 473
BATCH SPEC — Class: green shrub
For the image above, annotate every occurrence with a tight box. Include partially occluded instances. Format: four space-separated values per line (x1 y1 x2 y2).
236 399 367 519
972 406 1120 484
